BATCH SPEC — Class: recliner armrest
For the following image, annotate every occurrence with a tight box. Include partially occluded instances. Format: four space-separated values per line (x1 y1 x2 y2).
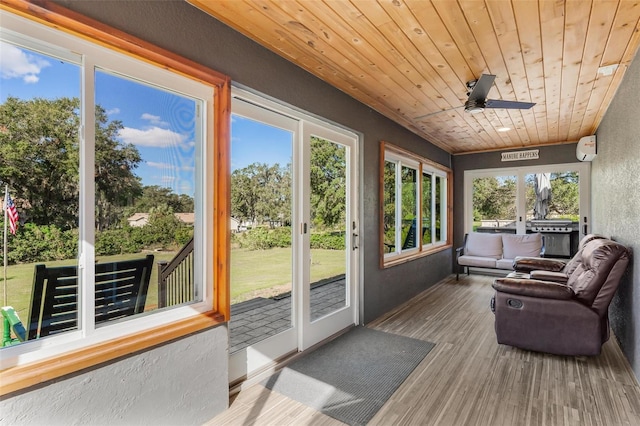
530 270 569 284
512 256 566 273
492 278 574 300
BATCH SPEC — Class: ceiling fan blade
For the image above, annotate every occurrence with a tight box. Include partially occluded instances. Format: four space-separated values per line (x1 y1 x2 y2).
468 74 496 102
414 105 464 119
485 99 536 109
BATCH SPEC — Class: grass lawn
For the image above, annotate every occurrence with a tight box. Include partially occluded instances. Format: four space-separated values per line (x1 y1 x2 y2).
1 248 345 337
230 248 346 303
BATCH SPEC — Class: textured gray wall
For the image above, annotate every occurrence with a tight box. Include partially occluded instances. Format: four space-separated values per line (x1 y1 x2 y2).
0 325 229 425
1 1 453 422
593 51 640 380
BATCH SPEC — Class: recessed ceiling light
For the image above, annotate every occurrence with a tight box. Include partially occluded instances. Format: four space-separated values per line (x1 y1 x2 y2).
497 127 511 132
597 64 619 76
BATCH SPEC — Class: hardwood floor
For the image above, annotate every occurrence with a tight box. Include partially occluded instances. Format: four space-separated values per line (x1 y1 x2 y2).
207 274 640 426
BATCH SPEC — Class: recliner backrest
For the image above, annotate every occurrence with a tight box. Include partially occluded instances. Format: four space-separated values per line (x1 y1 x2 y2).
566 238 630 315
563 234 606 275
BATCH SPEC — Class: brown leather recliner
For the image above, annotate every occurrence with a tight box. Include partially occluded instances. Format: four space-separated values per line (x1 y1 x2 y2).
491 235 630 356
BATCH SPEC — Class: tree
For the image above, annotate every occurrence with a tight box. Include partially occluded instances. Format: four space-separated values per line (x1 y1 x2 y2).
132 185 194 214
549 172 579 218
472 176 516 220
0 96 142 230
310 136 346 229
94 104 143 230
1 96 80 229
231 162 290 226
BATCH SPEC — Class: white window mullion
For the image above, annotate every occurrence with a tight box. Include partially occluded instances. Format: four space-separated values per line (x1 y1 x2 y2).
395 161 402 253
80 56 96 336
441 176 447 243
431 173 436 244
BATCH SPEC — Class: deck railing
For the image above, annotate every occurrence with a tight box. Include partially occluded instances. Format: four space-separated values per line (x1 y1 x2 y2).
157 237 194 308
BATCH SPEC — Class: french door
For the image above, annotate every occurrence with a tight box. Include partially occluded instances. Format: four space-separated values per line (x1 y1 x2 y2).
229 92 358 383
464 162 591 240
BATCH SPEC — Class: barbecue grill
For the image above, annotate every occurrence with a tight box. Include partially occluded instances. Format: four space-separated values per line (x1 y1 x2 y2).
529 219 575 258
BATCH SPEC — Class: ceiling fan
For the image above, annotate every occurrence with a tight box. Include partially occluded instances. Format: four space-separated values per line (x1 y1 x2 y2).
464 74 535 114
414 74 535 119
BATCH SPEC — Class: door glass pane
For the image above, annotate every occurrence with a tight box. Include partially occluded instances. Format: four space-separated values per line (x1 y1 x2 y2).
1 42 80 345
229 114 293 353
422 172 432 245
525 172 580 222
526 171 580 257
472 175 517 233
310 136 347 321
383 161 397 252
94 70 200 326
401 165 418 250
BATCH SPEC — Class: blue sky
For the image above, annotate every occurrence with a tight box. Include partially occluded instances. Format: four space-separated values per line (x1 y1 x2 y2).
1 41 291 196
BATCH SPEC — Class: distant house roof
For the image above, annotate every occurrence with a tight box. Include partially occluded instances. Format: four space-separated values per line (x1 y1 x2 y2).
174 212 194 224
127 212 195 227
127 213 149 227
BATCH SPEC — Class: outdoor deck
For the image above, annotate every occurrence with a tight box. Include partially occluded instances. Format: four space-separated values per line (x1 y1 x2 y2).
229 277 346 353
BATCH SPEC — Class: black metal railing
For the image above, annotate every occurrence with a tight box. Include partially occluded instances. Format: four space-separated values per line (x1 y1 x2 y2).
157 237 194 308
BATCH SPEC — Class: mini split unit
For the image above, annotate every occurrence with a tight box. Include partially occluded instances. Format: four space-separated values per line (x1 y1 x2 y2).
577 135 597 162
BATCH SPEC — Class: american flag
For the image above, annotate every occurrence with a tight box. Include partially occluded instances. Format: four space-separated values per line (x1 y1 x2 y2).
3 192 19 235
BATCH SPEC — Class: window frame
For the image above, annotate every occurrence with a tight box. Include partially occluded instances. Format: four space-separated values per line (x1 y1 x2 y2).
0 1 230 395
380 142 452 268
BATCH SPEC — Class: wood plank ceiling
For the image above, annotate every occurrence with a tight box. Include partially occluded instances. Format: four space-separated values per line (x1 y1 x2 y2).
189 0 640 154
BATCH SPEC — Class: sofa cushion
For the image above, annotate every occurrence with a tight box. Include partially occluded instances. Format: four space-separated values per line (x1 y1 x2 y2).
458 255 498 268
465 233 503 259
496 258 515 270
502 233 542 259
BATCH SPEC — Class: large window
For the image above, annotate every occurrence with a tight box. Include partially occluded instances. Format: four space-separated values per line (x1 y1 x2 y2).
0 4 229 394
381 142 451 266
464 163 590 257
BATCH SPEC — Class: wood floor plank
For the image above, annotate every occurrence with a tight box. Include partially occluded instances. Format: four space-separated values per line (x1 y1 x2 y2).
206 274 640 426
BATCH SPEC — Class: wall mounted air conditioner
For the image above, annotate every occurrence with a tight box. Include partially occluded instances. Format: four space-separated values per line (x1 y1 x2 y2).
577 135 597 161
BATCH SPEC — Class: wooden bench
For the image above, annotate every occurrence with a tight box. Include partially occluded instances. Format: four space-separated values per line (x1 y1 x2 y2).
26 255 154 340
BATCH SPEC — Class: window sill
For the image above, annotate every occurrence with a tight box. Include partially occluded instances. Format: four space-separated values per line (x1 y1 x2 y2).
0 311 225 396
382 244 452 269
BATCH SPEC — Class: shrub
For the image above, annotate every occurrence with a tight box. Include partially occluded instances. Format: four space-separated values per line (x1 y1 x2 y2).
310 232 345 250
236 226 292 250
7 223 77 263
95 229 144 255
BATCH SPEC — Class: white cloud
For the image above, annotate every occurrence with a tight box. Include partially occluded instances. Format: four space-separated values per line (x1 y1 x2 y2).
118 126 190 148
147 161 173 169
147 161 195 172
141 113 169 127
106 107 121 116
0 42 50 84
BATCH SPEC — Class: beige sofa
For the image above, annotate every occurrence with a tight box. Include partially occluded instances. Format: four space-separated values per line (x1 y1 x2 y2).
456 232 544 280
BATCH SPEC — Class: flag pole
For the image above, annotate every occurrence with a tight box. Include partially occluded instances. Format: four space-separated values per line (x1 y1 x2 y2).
3 184 8 307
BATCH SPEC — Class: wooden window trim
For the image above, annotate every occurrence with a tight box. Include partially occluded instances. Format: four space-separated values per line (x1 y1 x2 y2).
379 141 453 268
0 0 231 396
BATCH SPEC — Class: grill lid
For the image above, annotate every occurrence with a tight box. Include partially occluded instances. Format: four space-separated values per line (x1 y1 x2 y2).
530 219 573 227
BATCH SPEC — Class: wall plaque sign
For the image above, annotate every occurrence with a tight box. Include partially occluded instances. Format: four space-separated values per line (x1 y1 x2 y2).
501 149 539 162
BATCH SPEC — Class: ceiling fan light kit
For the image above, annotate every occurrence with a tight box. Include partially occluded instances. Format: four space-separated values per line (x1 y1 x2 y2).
464 99 485 114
